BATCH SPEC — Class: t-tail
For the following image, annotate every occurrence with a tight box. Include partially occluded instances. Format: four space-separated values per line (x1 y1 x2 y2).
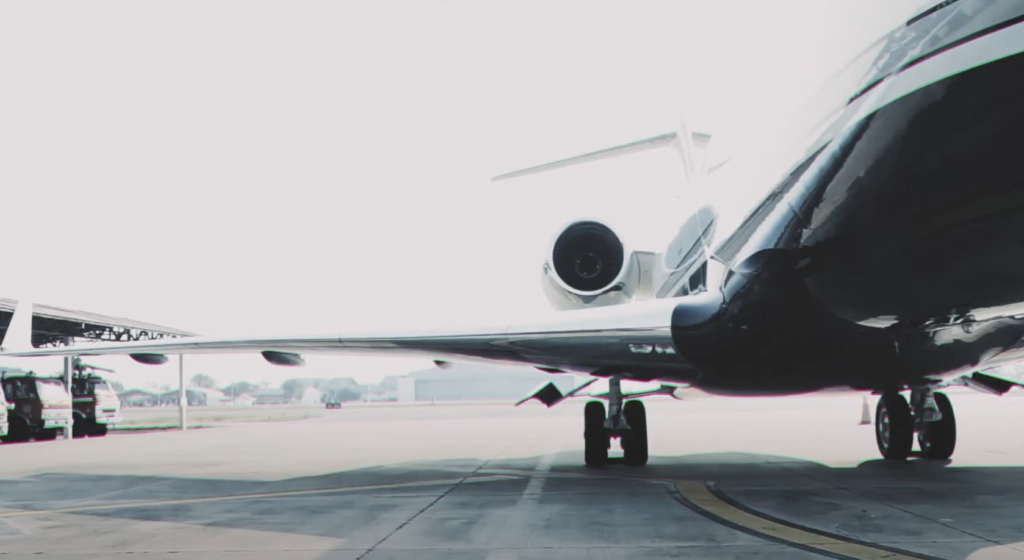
490 119 713 184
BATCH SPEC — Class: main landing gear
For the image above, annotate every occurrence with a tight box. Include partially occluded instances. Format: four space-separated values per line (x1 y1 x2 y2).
875 387 956 461
584 377 649 467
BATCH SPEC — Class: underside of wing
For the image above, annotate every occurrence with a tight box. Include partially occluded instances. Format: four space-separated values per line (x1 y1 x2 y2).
0 296 717 383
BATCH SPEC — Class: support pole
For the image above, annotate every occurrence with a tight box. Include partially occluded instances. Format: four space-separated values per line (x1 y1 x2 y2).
179 354 187 431
63 353 73 440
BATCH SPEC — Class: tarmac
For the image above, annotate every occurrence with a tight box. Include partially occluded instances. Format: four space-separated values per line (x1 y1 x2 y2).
3 389 1024 559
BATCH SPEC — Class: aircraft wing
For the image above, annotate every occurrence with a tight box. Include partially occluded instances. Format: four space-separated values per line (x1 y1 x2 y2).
0 296 718 380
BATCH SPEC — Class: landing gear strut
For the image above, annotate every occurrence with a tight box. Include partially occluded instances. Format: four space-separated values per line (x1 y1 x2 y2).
583 377 649 467
874 388 956 461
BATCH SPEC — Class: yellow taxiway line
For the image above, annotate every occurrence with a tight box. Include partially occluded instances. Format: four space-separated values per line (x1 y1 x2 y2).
675 480 933 560
0 470 941 560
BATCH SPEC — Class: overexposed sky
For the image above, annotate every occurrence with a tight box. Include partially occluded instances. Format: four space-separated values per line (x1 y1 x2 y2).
0 1 927 388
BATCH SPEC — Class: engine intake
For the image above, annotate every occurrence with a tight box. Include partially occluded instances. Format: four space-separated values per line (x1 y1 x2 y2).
542 220 639 310
553 221 624 291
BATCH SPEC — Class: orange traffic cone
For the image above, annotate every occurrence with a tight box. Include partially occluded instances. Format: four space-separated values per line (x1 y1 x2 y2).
859 395 872 425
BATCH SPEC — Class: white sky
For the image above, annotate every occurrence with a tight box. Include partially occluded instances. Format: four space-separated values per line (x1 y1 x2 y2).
0 1 927 389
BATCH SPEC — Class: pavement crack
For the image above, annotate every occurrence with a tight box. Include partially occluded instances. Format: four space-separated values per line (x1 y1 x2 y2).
68 480 174 505
781 464 1004 546
851 494 1003 546
353 458 495 560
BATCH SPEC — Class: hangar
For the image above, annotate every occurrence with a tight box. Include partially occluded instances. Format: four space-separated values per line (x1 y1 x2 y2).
0 297 195 348
0 298 196 435
396 364 583 403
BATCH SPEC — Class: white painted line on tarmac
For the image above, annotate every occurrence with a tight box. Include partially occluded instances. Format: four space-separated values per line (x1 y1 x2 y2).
0 475 517 519
523 454 554 496
483 454 556 560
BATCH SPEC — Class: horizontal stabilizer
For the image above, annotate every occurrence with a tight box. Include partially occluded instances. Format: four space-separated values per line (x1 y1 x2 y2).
491 133 692 183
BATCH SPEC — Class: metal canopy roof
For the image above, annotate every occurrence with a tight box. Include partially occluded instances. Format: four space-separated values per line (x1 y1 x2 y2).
0 298 197 348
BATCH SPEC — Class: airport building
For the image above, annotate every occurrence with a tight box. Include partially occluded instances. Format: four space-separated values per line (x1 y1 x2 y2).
159 388 218 407
252 389 291 405
0 298 192 410
118 389 160 407
0 298 194 348
396 363 583 403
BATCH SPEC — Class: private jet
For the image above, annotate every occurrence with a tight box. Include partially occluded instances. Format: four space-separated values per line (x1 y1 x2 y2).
7 0 1024 467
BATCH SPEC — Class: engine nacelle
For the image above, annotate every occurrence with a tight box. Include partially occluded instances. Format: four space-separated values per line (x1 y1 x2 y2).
541 220 641 311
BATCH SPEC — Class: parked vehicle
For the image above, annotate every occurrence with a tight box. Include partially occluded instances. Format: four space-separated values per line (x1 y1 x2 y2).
66 361 122 438
0 381 8 439
1 371 72 442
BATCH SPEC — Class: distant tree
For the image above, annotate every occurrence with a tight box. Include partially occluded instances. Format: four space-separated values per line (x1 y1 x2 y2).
190 373 217 389
282 379 308 401
222 381 258 397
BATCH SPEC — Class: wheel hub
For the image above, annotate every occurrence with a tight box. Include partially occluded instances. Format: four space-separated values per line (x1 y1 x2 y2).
878 408 890 450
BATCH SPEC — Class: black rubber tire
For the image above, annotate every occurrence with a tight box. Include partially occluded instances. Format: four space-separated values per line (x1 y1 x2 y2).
72 418 88 439
876 392 913 461
35 428 60 441
1 418 30 443
622 400 649 466
918 391 956 460
584 401 609 468
91 423 109 437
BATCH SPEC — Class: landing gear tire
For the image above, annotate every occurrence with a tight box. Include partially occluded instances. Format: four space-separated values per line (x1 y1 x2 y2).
584 401 609 468
73 419 87 439
876 392 913 461
35 428 60 441
90 423 108 437
1 418 30 443
622 400 648 466
918 391 956 460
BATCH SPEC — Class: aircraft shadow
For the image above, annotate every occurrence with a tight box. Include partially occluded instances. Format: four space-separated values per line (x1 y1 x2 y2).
2 450 1024 559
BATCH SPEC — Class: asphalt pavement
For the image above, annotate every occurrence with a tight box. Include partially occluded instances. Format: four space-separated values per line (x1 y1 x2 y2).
2 390 1024 559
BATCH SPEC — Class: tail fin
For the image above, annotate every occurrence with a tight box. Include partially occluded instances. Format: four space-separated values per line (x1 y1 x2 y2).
672 119 697 181
1 300 34 353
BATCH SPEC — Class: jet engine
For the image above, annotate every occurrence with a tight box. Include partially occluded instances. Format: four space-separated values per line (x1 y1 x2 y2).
541 220 641 311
